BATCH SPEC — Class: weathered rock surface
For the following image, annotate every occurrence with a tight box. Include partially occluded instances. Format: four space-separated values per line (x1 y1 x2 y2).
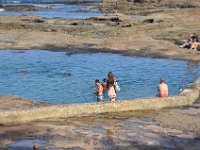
0 2 200 61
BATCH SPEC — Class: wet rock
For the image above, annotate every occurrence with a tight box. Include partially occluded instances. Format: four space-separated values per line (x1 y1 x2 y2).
110 17 121 22
4 5 51 11
143 19 154 23
44 28 57 32
70 22 79 26
33 19 44 23
162 2 196 8
197 45 200 51
156 19 164 23
121 23 132 27
70 21 92 26
133 0 144 3
82 43 97 47
175 39 185 45
93 16 122 22
92 13 124 23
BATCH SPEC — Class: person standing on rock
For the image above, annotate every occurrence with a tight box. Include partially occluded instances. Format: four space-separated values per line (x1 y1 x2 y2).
158 78 168 97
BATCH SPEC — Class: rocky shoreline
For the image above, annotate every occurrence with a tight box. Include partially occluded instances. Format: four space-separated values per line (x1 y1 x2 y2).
0 0 200 61
0 96 200 149
0 79 200 149
1 0 200 149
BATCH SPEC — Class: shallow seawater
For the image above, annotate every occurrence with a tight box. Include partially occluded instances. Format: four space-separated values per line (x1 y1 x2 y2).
0 50 199 104
7 139 49 150
0 0 104 19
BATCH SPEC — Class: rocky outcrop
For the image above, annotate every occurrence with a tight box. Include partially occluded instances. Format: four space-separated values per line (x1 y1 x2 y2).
0 78 199 125
104 0 200 8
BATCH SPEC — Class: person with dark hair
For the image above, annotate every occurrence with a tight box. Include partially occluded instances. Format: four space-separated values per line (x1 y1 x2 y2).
157 78 168 97
180 33 200 50
95 79 103 102
107 72 115 87
190 33 200 50
102 78 108 93
180 33 193 49
107 71 120 93
108 80 116 102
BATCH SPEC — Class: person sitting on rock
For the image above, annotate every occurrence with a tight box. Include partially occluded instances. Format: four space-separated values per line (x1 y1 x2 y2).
190 33 200 50
179 33 193 49
157 78 168 97
180 33 199 50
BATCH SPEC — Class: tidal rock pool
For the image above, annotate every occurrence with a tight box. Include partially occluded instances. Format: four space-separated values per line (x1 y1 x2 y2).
0 50 199 104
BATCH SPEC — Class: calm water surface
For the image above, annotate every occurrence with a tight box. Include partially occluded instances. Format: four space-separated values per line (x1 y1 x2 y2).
0 50 199 104
0 0 103 19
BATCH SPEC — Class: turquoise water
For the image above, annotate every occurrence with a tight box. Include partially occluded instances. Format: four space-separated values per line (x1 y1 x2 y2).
0 50 199 104
0 0 104 19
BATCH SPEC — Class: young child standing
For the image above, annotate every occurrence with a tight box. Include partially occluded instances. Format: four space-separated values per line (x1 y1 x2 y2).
95 79 103 102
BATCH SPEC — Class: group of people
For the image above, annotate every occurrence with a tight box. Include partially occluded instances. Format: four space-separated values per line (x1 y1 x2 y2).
95 72 168 102
95 72 119 102
179 33 199 50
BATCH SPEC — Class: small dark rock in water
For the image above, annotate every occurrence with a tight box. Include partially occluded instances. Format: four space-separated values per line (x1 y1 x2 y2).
64 72 71 77
33 143 39 149
19 70 28 75
65 51 76 56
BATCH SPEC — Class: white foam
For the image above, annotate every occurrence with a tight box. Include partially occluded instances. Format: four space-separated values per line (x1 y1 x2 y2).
0 9 4 12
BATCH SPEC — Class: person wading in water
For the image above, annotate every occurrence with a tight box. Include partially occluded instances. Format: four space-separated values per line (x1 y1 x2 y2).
157 78 168 97
95 79 103 102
